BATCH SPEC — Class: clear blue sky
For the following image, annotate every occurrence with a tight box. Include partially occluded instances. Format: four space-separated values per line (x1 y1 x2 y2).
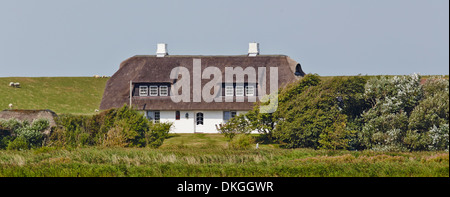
0 0 448 77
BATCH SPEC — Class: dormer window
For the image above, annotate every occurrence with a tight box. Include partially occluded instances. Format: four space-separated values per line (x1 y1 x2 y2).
135 83 171 97
139 86 148 96
235 86 244 97
225 85 234 97
149 86 158 96
160 86 168 96
223 83 257 97
245 85 254 96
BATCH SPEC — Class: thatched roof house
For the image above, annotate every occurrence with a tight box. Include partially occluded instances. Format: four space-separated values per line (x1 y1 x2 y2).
100 43 305 133
0 109 57 135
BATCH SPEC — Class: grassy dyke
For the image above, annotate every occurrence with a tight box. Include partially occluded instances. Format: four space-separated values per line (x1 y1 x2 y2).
0 77 108 115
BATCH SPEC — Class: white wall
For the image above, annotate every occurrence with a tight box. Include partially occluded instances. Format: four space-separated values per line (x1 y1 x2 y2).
162 111 195 133
194 111 223 133
144 110 254 133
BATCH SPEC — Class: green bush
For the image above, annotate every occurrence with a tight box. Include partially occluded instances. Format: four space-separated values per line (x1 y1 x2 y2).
0 118 49 150
0 123 14 149
405 77 449 151
145 122 173 148
318 113 356 150
358 74 449 151
408 77 449 133
16 119 48 148
229 134 255 149
7 136 29 150
49 105 172 148
217 114 252 141
427 124 449 151
51 114 93 147
273 75 367 149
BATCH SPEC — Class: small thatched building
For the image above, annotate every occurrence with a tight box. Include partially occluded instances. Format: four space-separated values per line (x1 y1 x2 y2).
0 109 57 135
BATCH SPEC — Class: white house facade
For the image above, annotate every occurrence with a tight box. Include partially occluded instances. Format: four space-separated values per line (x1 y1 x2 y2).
144 110 248 133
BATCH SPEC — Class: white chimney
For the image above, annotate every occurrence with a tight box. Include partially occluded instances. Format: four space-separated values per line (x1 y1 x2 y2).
248 42 259 56
156 43 168 57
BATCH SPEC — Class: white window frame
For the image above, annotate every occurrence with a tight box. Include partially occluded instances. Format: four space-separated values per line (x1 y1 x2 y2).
159 86 168 96
149 86 158 96
235 85 244 97
139 86 148 96
225 85 234 97
245 85 254 96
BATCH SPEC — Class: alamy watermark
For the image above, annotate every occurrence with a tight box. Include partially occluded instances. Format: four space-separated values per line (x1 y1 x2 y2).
169 59 278 113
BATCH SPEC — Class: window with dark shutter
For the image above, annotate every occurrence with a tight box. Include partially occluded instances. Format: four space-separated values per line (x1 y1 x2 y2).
176 111 180 120
196 112 204 125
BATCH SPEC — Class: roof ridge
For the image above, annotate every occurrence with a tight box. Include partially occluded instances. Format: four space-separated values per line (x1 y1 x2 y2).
132 54 287 58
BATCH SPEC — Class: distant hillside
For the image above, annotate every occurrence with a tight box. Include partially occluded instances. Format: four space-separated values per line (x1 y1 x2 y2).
0 77 108 115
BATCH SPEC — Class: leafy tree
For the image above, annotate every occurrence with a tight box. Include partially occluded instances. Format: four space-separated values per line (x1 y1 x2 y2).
245 106 275 141
273 75 367 149
217 113 252 141
357 74 448 151
363 74 422 114
319 112 356 150
245 74 322 142
405 76 449 151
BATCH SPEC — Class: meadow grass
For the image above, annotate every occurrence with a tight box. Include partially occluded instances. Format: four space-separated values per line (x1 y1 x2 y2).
0 77 108 115
0 134 448 177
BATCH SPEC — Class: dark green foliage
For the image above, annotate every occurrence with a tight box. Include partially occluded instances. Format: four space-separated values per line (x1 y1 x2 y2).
318 113 356 150
51 114 94 147
272 75 368 149
7 136 29 150
0 126 13 149
278 74 321 104
406 77 449 151
245 74 448 151
146 121 173 148
217 114 252 141
49 105 172 148
0 118 49 150
245 74 322 143
229 134 255 149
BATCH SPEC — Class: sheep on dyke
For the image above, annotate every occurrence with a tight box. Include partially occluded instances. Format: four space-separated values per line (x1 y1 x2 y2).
9 82 20 88
8 103 13 109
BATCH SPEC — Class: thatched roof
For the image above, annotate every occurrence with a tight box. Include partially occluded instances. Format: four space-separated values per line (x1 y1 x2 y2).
100 55 304 111
0 109 57 135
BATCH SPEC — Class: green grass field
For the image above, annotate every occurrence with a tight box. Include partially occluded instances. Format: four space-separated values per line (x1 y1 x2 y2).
0 134 448 177
0 77 108 115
